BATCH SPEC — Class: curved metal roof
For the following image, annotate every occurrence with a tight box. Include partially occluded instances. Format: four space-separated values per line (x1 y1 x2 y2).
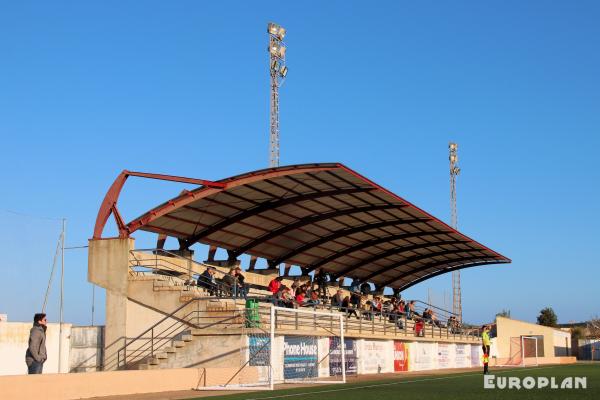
94 163 510 291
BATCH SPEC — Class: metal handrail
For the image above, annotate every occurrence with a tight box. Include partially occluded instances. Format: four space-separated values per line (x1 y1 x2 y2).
129 249 264 297
115 298 196 369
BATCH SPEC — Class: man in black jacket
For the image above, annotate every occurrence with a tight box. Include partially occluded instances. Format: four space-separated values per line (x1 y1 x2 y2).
25 313 47 374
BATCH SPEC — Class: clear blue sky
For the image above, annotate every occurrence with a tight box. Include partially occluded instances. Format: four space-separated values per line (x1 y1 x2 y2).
1 1 598 326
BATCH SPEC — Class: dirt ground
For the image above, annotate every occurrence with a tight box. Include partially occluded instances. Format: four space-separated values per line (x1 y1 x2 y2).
87 366 486 400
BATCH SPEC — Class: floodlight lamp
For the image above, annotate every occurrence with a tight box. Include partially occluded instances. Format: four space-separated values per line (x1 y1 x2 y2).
271 59 279 71
449 142 458 150
450 154 457 163
279 66 288 77
269 42 286 58
268 22 286 40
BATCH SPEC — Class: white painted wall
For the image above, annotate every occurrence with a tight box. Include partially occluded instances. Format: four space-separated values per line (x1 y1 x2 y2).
0 322 71 376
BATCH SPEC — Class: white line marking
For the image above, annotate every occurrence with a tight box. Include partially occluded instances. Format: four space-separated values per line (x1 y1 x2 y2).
243 366 563 400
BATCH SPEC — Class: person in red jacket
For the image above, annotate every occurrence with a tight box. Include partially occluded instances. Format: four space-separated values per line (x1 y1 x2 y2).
268 276 283 295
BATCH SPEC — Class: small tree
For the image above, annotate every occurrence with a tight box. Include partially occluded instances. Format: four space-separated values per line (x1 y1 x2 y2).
587 318 600 338
496 309 511 318
537 307 558 327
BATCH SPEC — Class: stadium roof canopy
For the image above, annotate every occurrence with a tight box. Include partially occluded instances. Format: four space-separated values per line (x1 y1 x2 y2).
93 163 510 291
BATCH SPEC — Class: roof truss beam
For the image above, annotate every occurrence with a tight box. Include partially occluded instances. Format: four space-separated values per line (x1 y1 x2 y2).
181 187 375 248
269 219 434 266
330 239 470 279
230 204 404 258
377 253 492 287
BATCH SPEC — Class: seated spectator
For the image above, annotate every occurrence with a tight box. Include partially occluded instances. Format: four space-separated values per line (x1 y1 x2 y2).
290 277 301 292
422 308 432 322
331 289 344 308
295 288 306 305
197 266 219 296
371 296 382 317
305 291 321 307
430 310 442 327
268 276 284 296
407 300 419 319
276 286 294 308
361 297 373 321
397 300 406 317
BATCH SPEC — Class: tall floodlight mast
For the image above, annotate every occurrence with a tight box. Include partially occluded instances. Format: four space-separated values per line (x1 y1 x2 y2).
267 22 288 168
449 142 462 322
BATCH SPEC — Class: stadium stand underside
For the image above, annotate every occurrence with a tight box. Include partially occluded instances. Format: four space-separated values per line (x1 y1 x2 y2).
93 163 510 292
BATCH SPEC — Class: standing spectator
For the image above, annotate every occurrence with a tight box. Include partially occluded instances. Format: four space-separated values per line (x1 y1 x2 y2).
360 281 372 296
314 268 329 298
234 267 248 298
25 313 47 374
341 296 359 319
349 278 361 293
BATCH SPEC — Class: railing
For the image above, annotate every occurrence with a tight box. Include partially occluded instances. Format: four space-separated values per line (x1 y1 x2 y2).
115 298 260 370
115 298 480 370
128 248 268 298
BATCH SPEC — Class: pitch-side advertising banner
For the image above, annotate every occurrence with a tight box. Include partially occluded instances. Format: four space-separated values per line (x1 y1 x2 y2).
455 344 471 368
359 340 394 374
284 336 318 379
393 341 409 371
409 342 437 371
248 335 270 366
437 343 455 368
329 338 358 376
471 344 482 367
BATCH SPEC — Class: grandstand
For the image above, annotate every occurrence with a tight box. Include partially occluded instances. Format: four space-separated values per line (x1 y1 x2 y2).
85 163 511 380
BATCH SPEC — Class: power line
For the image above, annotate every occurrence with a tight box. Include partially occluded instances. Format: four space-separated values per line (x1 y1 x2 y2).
0 208 63 221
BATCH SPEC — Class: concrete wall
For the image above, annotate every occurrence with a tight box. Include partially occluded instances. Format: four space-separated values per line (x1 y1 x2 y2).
495 316 570 360
0 367 241 400
0 322 71 376
69 326 103 372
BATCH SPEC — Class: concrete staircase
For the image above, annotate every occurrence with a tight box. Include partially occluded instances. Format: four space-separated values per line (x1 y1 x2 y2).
135 298 259 370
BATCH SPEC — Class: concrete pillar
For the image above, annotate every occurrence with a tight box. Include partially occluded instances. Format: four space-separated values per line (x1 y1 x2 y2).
88 237 134 370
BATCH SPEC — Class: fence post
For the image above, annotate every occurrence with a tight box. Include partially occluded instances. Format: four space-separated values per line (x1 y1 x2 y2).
359 311 362 334
123 338 127 369
151 328 154 357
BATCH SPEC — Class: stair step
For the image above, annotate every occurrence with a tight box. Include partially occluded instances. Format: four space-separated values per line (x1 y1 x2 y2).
148 357 160 365
163 346 176 353
155 352 168 359
181 334 193 342
138 363 159 370
173 340 185 348
189 329 203 336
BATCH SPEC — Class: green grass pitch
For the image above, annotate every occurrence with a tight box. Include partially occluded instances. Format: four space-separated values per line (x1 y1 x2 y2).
190 363 599 400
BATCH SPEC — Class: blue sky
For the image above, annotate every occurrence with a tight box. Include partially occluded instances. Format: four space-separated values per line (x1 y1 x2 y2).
0 1 598 326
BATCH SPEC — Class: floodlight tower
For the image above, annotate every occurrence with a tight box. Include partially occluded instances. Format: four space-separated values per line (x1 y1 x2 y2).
267 22 288 168
449 142 462 322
